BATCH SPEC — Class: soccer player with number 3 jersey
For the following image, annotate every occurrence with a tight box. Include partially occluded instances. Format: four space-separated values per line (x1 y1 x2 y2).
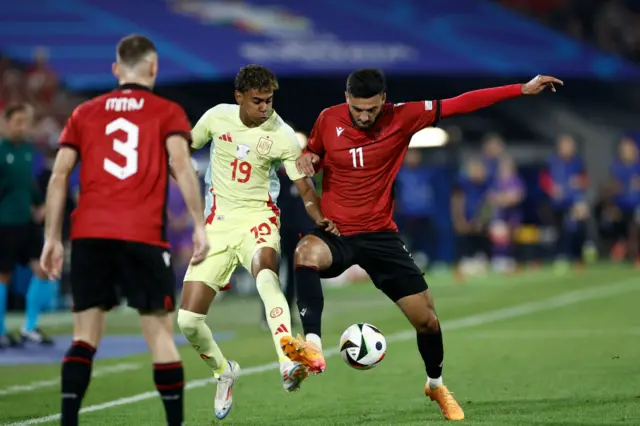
177 65 336 419
40 35 208 426
288 69 563 421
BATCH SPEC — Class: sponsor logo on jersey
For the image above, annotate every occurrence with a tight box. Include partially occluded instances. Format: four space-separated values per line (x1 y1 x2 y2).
275 323 289 335
219 132 233 142
236 144 251 159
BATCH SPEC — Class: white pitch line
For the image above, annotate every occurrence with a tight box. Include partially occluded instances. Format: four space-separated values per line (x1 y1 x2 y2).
467 328 640 340
7 278 639 426
0 363 141 397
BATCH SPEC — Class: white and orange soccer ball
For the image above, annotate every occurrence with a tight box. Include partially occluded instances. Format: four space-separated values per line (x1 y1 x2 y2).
339 323 387 370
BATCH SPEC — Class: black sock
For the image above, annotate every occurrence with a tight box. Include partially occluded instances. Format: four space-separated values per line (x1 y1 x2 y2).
61 341 96 426
154 362 184 426
417 325 444 379
295 266 324 337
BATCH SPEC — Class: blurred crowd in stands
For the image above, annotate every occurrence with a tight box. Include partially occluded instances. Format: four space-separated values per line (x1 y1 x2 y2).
1 47 639 313
395 133 640 280
499 0 640 61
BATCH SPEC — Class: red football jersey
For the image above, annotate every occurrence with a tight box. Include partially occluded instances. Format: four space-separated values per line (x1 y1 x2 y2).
59 84 191 246
307 101 440 235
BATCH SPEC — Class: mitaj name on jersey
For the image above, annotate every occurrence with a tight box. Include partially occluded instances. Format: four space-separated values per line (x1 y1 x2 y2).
105 97 145 112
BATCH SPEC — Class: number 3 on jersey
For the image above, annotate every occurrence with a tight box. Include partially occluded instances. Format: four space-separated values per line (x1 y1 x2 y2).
104 118 139 180
349 147 364 168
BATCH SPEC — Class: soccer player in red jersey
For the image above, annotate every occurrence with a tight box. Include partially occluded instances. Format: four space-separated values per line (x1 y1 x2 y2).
283 69 562 420
39 35 209 426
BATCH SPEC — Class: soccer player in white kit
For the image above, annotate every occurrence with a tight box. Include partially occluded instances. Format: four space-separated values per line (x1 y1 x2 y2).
176 65 336 419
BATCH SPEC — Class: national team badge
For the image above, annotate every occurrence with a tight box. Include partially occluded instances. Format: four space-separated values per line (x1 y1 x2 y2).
236 144 251 159
256 137 273 155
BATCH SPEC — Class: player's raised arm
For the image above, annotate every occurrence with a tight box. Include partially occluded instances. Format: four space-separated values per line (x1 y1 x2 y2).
440 75 563 119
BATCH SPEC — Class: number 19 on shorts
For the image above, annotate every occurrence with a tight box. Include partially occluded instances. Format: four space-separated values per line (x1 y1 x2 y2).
349 147 364 168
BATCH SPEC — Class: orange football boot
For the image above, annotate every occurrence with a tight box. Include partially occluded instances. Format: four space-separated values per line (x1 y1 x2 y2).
280 335 326 374
425 384 465 421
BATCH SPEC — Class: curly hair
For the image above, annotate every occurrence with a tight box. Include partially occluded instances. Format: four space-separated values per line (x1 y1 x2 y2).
234 65 279 93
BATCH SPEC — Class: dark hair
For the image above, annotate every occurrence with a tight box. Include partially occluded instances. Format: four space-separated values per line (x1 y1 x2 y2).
117 34 157 67
235 65 279 93
346 68 386 98
4 103 30 121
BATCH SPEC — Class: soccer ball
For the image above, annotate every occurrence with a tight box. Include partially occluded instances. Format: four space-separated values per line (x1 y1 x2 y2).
339 323 387 370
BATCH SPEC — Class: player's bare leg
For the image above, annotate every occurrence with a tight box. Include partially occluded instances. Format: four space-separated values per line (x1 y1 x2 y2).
396 289 464 421
61 308 106 426
251 247 309 392
178 282 239 419
140 310 185 426
281 235 332 374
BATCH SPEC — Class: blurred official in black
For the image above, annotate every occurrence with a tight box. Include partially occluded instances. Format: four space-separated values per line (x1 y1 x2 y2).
260 130 314 329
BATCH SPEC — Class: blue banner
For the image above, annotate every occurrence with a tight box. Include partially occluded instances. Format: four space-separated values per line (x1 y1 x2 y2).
2 0 639 89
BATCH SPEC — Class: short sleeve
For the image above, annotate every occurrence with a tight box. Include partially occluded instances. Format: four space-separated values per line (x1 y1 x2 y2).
164 103 192 143
191 107 215 150
281 128 306 181
395 100 441 137
306 110 326 157
59 108 81 150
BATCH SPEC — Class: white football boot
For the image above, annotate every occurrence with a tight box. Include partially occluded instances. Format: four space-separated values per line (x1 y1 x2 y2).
281 360 309 393
214 360 241 419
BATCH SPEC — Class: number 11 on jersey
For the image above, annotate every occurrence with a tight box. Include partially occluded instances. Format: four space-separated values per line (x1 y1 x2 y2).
349 147 364 168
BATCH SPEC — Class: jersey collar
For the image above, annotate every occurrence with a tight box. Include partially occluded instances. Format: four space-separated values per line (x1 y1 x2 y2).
115 83 152 92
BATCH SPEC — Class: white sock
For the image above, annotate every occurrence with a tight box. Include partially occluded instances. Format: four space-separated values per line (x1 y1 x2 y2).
428 376 443 389
305 333 323 350
280 358 294 374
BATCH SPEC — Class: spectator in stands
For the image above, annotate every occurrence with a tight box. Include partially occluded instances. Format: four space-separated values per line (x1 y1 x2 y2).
594 181 627 259
395 148 436 269
0 104 53 348
488 156 525 273
610 136 640 266
481 133 505 183
259 130 312 329
451 157 491 280
540 135 589 271
25 47 58 115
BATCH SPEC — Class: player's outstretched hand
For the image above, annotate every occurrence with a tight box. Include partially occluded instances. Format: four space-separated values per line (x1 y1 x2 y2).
317 218 340 236
190 226 210 265
296 152 320 177
40 240 64 280
521 75 564 95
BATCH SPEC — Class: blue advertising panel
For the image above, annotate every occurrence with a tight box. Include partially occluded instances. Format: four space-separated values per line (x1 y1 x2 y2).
2 0 639 89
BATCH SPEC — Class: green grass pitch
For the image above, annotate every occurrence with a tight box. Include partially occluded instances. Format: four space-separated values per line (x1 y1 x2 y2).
2 264 640 425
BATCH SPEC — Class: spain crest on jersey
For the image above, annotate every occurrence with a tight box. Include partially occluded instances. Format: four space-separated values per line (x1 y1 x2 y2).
257 137 273 155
